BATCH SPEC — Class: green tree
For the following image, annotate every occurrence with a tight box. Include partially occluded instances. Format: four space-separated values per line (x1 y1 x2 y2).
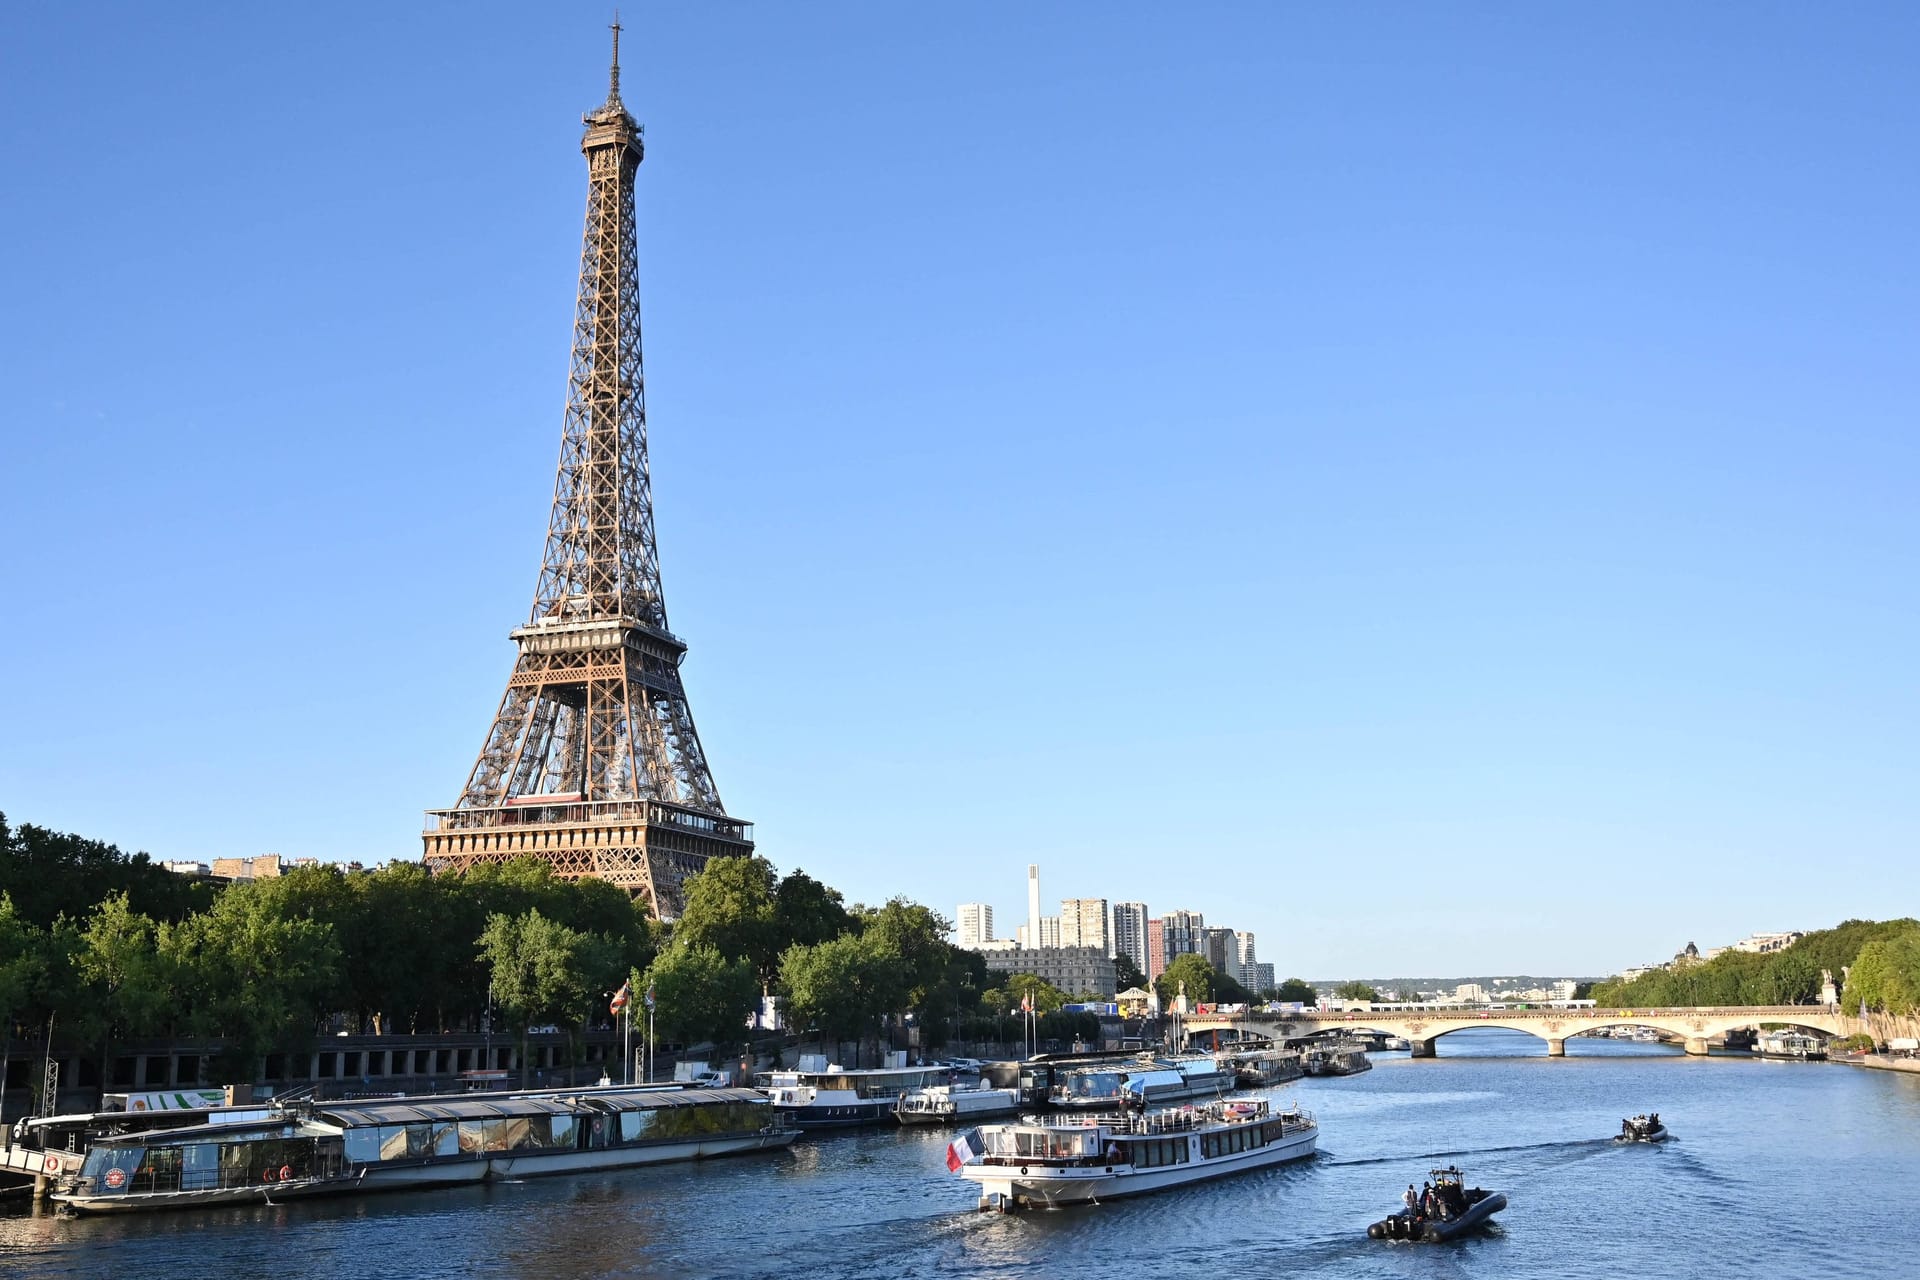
1846 930 1920 1016
1156 954 1216 1007
1112 952 1148 992
160 881 341 1082
641 945 757 1055
0 813 216 929
780 932 908 1067
69 894 173 1099
775 869 852 951
672 855 780 987
1334 980 1381 1002
858 898 954 1023
979 973 1067 1015
478 909 595 1086
0 895 47 1026
1274 978 1317 1005
0 894 50 1108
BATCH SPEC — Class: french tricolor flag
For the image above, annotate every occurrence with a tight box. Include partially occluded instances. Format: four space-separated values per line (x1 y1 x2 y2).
946 1127 982 1172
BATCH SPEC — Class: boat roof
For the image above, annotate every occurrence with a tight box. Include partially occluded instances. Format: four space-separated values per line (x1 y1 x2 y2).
319 1087 761 1127
75 1087 765 1147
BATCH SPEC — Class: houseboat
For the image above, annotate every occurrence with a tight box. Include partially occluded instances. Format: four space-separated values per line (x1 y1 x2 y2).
894 1085 1023 1125
756 1059 953 1128
1231 1049 1305 1088
950 1097 1317 1210
1049 1055 1236 1109
1303 1043 1372 1077
50 1084 793 1215
1754 1030 1827 1061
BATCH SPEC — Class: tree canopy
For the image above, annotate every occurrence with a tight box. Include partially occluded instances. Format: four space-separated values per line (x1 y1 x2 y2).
1590 919 1920 1009
1274 978 1317 1005
1156 953 1216 1007
980 973 1068 1015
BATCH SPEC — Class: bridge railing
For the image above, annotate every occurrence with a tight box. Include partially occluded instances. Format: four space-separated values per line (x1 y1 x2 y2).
1191 1004 1839 1023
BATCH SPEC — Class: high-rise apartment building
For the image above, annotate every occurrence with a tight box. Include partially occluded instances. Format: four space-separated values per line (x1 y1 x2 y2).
1253 962 1275 994
1233 930 1258 989
1146 918 1166 983
1201 927 1235 974
1060 898 1110 953
1112 902 1149 975
956 903 994 949
1162 910 1204 967
1037 915 1061 949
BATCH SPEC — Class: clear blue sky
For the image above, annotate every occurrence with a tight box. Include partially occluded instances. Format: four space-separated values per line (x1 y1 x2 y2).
3 4 1915 977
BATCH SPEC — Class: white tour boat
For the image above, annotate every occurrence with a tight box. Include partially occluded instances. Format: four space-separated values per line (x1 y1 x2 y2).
757 1058 954 1128
50 1084 795 1215
895 1084 1023 1125
949 1097 1317 1210
1049 1055 1236 1109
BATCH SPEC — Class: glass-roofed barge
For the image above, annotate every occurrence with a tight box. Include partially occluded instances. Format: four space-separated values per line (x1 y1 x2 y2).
50 1084 796 1214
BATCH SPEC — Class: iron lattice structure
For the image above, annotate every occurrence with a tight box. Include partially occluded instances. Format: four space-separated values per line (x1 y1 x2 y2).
423 30 751 917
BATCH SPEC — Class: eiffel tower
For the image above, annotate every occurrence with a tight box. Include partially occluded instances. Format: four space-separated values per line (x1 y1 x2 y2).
423 25 752 918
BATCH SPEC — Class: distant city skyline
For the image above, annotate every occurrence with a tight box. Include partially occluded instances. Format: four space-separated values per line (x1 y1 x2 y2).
3 6 1915 975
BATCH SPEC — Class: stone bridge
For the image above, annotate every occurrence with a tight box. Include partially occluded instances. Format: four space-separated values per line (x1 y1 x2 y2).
1183 1005 1846 1057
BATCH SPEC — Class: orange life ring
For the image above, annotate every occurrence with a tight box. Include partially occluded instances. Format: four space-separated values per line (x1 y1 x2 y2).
279 1164 293 1182
43 1155 61 1175
263 1168 278 1183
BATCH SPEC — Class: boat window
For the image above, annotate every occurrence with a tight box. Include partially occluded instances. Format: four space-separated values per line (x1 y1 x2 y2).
181 1143 220 1190
344 1128 382 1164
379 1126 412 1161
619 1110 654 1143
549 1115 577 1149
80 1145 142 1192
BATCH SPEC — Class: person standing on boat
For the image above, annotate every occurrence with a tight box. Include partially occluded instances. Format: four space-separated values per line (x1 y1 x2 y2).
1419 1182 1434 1217
1403 1185 1420 1217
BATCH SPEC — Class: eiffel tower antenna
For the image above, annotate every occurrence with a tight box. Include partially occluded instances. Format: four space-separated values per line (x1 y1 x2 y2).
423 33 752 919
608 11 622 101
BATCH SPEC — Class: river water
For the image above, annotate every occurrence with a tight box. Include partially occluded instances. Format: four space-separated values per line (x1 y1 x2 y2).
6 1031 1919 1279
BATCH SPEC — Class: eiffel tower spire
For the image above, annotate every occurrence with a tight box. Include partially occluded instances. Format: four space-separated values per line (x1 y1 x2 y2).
423 36 752 918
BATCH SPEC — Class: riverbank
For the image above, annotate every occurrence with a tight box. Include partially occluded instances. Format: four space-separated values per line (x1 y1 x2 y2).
1838 1053 1920 1075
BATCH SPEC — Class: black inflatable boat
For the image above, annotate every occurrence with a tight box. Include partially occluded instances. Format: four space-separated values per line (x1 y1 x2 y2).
1616 1114 1669 1143
1368 1166 1506 1242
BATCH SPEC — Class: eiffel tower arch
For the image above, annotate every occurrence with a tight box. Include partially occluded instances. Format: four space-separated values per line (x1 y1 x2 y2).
423 27 752 919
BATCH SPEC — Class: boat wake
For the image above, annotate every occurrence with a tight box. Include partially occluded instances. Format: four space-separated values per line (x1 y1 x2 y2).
1323 1137 1609 1167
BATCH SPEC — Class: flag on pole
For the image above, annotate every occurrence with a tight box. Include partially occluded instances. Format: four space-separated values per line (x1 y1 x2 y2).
645 983 657 1011
946 1127 982 1172
610 981 631 1015
1020 992 1032 1013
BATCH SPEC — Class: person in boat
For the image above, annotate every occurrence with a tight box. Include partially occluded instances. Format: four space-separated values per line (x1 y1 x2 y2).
1403 1185 1420 1217
1649 1113 1659 1129
1419 1182 1434 1217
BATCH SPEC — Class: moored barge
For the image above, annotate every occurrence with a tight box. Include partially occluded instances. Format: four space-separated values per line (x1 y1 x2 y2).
51 1084 793 1214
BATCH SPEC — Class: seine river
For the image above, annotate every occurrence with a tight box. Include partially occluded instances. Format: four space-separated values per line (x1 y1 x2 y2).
6 1031 1919 1278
